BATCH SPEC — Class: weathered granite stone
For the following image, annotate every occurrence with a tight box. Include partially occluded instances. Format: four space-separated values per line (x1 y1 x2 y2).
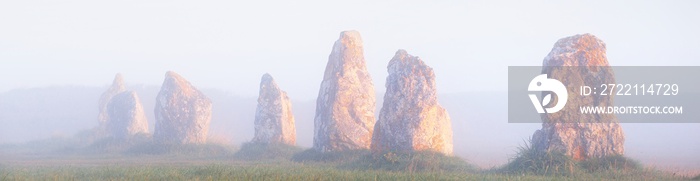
531 34 625 161
106 91 149 140
253 73 296 145
98 74 126 131
153 71 212 144
313 30 376 152
371 50 454 155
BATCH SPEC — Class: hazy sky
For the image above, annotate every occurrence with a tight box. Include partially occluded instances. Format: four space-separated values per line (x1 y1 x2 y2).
1 0 699 100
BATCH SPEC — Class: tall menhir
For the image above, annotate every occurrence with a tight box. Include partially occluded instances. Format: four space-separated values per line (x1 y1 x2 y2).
531 34 625 161
153 71 212 144
313 30 376 152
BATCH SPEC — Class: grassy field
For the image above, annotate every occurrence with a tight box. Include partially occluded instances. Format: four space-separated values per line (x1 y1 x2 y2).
0 137 696 180
0 155 688 180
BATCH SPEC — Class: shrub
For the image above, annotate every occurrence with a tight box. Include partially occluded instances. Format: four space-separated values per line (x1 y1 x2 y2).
500 139 577 176
501 139 643 176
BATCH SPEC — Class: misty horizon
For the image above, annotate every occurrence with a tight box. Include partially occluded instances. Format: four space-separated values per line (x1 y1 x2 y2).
1 82 698 171
2 1 699 100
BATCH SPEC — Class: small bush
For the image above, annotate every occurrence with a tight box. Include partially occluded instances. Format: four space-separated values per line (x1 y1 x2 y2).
500 140 576 176
501 139 643 176
233 142 302 161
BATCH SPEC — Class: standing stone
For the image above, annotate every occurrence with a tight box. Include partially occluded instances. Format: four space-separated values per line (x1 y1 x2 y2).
531 34 625 161
153 71 212 144
371 50 454 155
106 91 149 140
313 30 376 152
98 74 126 131
253 73 296 145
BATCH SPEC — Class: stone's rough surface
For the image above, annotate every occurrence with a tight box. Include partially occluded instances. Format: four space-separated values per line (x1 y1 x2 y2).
371 50 454 155
106 91 149 139
313 30 376 152
253 73 296 145
98 74 126 130
153 71 212 144
532 34 625 161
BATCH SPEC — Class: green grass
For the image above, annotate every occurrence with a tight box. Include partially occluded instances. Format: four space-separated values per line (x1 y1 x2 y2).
495 139 674 180
291 148 475 173
0 159 687 181
0 163 486 180
578 154 642 172
0 136 691 180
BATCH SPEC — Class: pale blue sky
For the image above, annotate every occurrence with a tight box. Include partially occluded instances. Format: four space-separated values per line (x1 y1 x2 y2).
1 0 698 99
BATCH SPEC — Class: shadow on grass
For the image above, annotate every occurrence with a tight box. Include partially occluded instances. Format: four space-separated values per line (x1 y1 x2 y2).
291 148 475 173
339 151 477 173
579 154 642 172
291 149 368 163
81 133 152 154
123 141 236 157
233 142 302 161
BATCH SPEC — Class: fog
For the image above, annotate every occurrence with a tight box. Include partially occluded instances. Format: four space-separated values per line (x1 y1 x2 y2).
2 86 699 172
1 0 699 174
